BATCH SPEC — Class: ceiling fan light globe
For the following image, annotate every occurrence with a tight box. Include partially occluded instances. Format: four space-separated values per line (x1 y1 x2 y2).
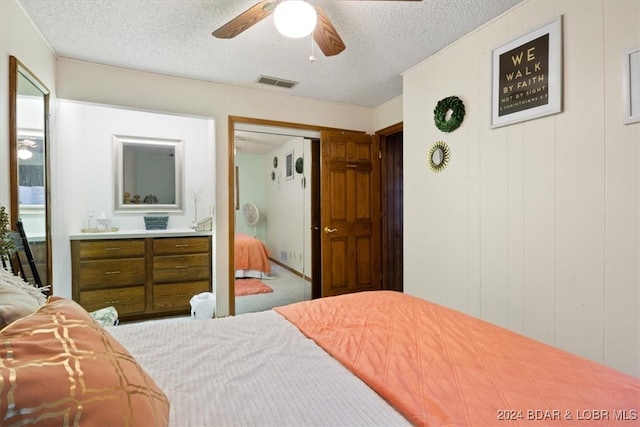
273 0 317 39
18 148 33 160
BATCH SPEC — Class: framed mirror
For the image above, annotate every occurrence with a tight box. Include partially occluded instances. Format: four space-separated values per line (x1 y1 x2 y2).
113 135 184 212
428 140 450 173
9 56 51 289
231 119 318 316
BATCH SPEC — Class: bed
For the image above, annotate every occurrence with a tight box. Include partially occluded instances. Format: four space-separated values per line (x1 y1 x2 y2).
2 286 639 426
235 232 272 279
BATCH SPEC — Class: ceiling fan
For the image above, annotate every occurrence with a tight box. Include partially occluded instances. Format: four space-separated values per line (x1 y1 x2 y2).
212 0 422 57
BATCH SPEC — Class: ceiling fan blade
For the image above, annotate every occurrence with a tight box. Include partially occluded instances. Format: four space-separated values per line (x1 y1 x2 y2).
212 1 276 39
313 6 345 57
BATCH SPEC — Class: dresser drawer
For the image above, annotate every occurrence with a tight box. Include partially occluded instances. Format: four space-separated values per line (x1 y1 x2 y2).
78 258 146 287
79 286 145 315
72 235 212 321
153 254 210 283
152 281 210 311
153 237 210 255
76 239 145 259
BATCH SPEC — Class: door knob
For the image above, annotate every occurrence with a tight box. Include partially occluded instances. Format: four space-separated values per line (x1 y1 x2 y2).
324 227 337 233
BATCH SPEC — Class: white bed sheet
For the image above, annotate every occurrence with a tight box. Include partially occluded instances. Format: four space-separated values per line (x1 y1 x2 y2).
107 310 409 427
235 268 270 279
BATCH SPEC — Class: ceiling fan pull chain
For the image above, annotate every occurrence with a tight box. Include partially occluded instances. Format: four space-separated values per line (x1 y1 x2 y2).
309 34 316 62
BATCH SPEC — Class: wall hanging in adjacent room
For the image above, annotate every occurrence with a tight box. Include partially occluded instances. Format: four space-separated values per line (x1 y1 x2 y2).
285 151 294 180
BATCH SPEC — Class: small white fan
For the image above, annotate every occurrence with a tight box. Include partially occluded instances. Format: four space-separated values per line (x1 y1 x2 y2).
241 202 260 236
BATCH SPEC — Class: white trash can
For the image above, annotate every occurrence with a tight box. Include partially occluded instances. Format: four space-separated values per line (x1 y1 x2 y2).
190 292 216 319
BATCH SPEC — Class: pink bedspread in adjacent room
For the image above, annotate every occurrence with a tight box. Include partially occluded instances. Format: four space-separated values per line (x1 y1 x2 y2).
235 233 271 273
276 291 640 426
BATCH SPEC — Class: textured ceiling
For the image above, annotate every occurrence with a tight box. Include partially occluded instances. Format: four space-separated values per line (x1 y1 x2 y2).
18 0 522 108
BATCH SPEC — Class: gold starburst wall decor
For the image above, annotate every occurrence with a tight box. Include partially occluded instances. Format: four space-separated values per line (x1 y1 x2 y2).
428 141 451 173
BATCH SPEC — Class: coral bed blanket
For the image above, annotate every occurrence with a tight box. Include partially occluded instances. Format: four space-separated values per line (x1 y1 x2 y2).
234 233 271 273
275 291 640 426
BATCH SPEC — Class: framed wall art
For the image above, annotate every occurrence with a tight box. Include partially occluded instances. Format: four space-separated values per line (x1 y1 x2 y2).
285 150 294 180
623 45 640 125
491 16 563 128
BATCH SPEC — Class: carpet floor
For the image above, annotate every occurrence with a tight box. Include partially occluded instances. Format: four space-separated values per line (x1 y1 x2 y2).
235 263 311 315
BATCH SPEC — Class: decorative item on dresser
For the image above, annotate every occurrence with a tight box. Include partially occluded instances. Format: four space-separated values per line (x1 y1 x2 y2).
71 234 212 321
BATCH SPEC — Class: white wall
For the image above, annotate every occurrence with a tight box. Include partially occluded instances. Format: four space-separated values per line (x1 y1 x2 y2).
235 152 267 240
403 0 640 377
265 138 311 276
374 94 403 131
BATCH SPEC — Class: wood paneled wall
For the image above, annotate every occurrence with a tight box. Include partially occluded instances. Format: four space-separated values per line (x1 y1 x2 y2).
403 0 640 377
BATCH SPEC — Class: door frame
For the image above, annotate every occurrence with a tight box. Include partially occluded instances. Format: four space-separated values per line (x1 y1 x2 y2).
227 116 365 315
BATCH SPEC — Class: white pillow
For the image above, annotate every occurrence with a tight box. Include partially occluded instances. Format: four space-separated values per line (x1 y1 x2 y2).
0 268 47 329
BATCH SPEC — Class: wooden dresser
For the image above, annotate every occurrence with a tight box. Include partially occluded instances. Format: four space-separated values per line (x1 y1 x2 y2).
71 233 212 321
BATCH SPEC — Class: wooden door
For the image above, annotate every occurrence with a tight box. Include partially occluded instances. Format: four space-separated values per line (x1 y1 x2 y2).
320 131 381 297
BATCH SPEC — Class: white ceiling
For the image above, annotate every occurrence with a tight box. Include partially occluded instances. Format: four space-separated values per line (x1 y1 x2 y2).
18 0 523 108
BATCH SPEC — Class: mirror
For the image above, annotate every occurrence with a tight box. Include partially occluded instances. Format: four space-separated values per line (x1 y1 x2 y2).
232 120 317 315
428 140 450 172
9 56 51 289
431 148 444 166
113 135 184 212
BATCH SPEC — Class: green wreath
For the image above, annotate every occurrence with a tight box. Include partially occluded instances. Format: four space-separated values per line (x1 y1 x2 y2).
434 96 465 133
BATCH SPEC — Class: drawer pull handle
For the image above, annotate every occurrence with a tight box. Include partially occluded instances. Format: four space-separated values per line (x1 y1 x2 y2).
175 244 189 248
176 293 189 298
175 265 189 269
105 300 120 305
104 247 121 251
104 271 121 275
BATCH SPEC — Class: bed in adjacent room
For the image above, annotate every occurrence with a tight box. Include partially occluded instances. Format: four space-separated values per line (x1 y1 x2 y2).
235 232 272 279
2 283 639 426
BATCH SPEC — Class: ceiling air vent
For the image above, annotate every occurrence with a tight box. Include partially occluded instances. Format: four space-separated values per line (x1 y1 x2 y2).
257 75 298 89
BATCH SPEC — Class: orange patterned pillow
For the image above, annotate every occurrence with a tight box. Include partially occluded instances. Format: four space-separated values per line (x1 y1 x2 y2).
0 297 169 426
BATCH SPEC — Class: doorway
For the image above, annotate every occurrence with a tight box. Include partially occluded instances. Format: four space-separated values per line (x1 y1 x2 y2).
228 116 403 313
378 123 404 292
